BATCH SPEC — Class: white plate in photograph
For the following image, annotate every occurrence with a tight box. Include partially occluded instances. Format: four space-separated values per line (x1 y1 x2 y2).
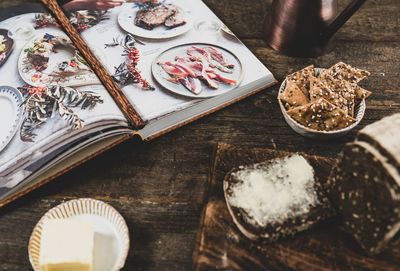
28 198 130 271
118 5 192 40
152 43 243 99
0 86 23 153
18 33 100 87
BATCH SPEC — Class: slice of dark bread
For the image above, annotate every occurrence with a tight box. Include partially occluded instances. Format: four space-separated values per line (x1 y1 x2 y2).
326 141 400 255
357 113 400 172
224 153 334 242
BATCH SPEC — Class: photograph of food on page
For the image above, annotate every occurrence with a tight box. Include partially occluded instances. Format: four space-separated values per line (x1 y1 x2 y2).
57 0 270 121
0 2 128 196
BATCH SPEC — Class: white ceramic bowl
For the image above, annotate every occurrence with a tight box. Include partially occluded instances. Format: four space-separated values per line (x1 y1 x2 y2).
28 198 130 271
278 68 366 139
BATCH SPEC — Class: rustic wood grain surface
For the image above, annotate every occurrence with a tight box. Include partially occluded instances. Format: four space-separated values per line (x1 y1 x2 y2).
0 0 399 270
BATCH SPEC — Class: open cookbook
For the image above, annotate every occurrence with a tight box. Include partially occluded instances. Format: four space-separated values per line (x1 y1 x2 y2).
0 0 277 206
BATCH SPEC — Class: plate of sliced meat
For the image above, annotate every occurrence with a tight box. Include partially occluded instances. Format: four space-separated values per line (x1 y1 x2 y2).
152 43 243 98
118 3 192 40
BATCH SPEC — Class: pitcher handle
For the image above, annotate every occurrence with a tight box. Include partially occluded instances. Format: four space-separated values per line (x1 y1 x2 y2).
322 0 368 42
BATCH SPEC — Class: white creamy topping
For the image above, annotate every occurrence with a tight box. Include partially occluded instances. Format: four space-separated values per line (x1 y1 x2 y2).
227 155 318 227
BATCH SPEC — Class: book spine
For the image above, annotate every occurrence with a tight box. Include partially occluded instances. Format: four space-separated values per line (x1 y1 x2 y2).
40 0 145 129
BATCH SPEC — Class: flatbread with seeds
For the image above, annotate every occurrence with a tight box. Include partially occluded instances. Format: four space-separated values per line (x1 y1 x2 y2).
319 62 372 101
287 98 356 131
320 61 370 83
309 76 353 116
319 74 357 116
279 80 309 109
354 85 372 101
286 65 314 97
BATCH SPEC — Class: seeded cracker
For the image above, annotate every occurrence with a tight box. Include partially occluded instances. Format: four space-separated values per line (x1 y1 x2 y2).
224 154 333 241
321 62 372 102
309 76 353 116
279 80 309 109
286 65 314 98
322 70 371 105
354 85 372 101
319 73 357 117
287 98 356 131
320 61 370 84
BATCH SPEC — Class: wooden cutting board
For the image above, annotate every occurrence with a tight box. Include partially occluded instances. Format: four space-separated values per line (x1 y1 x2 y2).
192 143 400 271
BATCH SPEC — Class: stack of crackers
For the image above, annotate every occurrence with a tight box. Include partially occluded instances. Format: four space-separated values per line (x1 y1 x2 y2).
279 62 371 131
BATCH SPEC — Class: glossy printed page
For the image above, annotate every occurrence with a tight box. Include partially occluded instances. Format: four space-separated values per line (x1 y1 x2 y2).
0 1 127 190
56 0 274 121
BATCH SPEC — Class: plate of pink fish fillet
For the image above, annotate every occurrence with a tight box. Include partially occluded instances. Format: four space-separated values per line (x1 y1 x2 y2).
152 43 243 98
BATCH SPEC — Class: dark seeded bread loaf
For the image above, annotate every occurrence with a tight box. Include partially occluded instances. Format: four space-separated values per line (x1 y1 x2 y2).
224 154 334 242
357 114 400 172
327 114 400 255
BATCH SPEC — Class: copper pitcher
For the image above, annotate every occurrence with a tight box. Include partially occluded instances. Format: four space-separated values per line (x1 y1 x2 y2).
265 0 367 57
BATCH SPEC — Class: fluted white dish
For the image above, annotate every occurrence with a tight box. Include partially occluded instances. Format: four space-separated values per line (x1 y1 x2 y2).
28 198 130 271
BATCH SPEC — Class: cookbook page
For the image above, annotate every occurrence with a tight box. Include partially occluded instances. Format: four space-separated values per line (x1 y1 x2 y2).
55 0 274 121
0 1 127 189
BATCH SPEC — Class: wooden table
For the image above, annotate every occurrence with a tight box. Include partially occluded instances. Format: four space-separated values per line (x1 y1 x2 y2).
0 0 399 270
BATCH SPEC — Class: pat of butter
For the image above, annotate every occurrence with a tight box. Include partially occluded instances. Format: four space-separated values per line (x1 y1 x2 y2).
39 219 94 271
